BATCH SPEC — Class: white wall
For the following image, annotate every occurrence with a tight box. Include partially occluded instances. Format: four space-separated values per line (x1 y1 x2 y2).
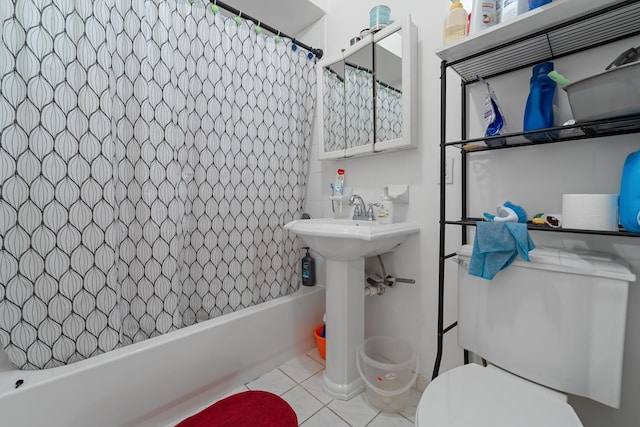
303 0 465 393
302 1 640 426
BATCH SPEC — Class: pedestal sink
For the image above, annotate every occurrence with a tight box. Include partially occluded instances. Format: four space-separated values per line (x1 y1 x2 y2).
284 218 419 400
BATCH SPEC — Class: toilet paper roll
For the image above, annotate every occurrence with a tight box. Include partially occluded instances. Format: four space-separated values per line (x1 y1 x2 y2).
562 194 619 231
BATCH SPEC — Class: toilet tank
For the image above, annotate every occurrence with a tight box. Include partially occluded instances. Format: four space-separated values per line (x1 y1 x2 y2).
456 244 635 408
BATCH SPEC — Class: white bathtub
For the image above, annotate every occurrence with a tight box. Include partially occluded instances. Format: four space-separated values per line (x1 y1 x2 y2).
0 286 325 427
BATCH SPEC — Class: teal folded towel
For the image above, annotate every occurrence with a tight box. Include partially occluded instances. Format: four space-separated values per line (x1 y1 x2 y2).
468 222 535 280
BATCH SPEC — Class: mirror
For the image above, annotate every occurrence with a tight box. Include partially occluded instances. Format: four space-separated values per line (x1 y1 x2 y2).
374 31 403 144
321 59 346 156
317 16 416 159
344 44 374 152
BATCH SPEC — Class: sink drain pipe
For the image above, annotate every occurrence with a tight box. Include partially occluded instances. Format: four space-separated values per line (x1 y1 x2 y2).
364 255 415 296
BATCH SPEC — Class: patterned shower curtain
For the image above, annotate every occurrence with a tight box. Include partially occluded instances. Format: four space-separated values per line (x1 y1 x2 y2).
322 68 345 152
375 84 402 142
0 0 316 369
345 66 373 149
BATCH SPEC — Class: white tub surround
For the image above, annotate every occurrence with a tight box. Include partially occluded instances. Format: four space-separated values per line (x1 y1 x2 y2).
0 286 325 427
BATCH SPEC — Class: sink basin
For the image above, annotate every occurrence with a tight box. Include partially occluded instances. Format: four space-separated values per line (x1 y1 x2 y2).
284 219 420 260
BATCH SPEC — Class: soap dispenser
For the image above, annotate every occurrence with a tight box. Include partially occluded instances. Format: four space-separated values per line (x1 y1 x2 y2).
377 186 394 224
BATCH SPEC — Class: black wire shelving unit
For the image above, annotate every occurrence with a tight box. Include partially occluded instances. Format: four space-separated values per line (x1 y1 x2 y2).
433 0 640 380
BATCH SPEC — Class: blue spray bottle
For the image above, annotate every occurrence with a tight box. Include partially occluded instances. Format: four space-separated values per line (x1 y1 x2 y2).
619 150 640 233
524 62 557 141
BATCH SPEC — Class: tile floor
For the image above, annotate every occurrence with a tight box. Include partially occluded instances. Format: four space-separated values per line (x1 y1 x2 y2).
213 349 420 426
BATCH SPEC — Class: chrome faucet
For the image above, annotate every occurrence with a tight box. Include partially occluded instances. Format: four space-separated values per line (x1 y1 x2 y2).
349 194 376 221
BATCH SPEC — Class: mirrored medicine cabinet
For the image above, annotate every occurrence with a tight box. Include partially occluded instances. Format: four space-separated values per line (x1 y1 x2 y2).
318 15 417 160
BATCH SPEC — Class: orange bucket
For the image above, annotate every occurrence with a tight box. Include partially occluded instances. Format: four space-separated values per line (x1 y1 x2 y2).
313 325 326 360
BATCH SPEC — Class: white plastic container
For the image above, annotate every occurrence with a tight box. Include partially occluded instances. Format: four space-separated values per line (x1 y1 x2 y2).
564 61 640 122
443 0 469 44
562 193 619 231
470 0 498 35
356 336 419 412
501 0 529 22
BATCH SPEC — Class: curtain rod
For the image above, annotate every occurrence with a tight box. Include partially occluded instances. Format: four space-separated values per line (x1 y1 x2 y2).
345 61 402 94
204 0 324 59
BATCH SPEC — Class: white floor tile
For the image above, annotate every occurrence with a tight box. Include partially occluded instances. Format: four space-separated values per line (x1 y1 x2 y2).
219 384 250 400
368 411 415 427
301 371 333 405
280 354 324 383
246 368 297 396
328 393 380 427
306 348 326 366
300 407 350 427
169 354 422 427
399 388 422 422
281 385 324 424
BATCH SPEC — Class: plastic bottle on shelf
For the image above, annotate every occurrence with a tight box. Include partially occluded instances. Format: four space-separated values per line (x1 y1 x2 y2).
619 150 640 233
443 0 469 44
523 61 557 141
528 0 552 11
469 0 498 35
501 0 529 23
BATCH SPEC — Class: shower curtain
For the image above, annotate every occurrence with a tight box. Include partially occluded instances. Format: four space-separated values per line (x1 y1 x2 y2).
0 0 316 369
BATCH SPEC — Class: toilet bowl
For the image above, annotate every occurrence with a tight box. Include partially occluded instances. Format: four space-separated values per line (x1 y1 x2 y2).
415 364 582 426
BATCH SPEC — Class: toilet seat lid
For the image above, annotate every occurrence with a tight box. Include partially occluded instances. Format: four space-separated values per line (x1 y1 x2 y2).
417 364 583 427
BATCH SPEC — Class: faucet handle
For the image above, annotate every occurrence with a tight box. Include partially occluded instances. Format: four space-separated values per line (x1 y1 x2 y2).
366 203 380 221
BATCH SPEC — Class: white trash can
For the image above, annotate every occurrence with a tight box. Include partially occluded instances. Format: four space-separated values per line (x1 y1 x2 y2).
356 336 419 412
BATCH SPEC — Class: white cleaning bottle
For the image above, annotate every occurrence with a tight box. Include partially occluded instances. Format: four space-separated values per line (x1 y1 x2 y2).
443 0 469 45
500 0 529 23
377 186 394 224
470 0 498 35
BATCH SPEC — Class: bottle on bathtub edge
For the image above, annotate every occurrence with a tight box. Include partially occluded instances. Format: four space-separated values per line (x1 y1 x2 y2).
302 247 316 286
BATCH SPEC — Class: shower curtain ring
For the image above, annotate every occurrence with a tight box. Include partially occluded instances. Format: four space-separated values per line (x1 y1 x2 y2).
292 38 297 52
275 31 281 43
211 0 219 14
255 20 262 34
235 10 242 26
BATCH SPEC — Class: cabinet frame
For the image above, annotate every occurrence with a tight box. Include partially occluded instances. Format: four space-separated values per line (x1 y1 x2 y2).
316 16 417 160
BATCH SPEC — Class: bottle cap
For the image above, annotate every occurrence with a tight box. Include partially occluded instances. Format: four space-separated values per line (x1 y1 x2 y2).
450 1 463 11
382 186 390 200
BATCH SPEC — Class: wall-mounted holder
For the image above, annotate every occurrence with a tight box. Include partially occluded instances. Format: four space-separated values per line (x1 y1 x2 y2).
384 184 410 204
329 186 353 218
328 186 353 202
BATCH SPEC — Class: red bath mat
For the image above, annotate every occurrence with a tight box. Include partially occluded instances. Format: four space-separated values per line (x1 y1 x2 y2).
175 390 297 427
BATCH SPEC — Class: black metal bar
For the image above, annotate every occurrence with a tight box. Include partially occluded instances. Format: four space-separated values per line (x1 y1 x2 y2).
207 0 323 59
442 321 458 335
461 81 468 247
445 114 640 148
322 66 345 82
344 61 402 94
433 60 448 381
444 219 640 238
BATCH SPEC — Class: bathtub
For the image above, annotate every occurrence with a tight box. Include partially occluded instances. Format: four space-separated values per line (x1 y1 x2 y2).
0 285 325 427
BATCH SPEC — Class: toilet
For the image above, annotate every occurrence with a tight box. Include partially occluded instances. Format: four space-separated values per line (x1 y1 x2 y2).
416 245 636 426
